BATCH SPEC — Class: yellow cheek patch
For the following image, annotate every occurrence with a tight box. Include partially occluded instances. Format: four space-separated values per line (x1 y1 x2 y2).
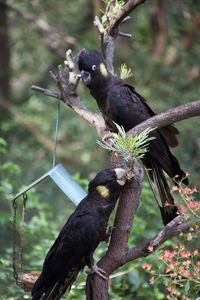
96 185 110 198
100 63 108 77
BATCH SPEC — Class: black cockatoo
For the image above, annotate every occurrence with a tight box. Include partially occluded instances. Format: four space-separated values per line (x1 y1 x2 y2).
78 50 188 225
32 167 126 300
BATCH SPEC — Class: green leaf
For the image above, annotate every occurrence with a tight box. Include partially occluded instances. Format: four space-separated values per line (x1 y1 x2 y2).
120 63 133 79
128 271 141 292
0 181 13 194
185 281 190 293
101 14 107 27
0 146 6 154
0 137 7 146
2 161 20 174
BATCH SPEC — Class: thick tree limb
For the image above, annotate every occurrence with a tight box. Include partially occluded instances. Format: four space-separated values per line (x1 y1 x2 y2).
127 100 200 138
86 159 143 300
126 216 191 262
32 80 200 142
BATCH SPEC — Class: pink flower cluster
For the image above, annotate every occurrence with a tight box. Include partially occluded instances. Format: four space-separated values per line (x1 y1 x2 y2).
155 245 200 298
171 181 200 220
159 249 177 263
142 242 200 297
141 180 200 299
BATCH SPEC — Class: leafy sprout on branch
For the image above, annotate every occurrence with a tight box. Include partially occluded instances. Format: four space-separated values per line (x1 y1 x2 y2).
101 0 125 28
97 122 156 161
120 63 133 80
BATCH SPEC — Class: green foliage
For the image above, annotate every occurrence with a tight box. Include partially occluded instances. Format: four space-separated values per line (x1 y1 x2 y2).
101 0 125 28
72 172 89 191
0 138 7 154
97 123 156 161
141 178 200 299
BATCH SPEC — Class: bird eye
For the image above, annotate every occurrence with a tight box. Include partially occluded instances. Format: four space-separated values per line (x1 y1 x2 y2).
92 65 97 71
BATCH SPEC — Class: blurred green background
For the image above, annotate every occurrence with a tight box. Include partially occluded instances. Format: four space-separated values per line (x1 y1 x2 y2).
0 0 200 299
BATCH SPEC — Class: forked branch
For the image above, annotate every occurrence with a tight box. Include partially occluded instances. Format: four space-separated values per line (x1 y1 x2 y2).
32 50 107 139
94 0 146 72
106 0 146 35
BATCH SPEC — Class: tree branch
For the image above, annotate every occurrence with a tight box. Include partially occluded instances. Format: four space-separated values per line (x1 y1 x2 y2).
31 85 59 99
106 0 146 35
32 51 108 139
95 0 146 73
86 159 143 300
127 100 200 138
126 216 191 262
32 78 200 142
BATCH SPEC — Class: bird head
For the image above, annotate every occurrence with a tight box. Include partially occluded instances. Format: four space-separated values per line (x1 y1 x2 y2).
88 168 127 199
78 50 109 89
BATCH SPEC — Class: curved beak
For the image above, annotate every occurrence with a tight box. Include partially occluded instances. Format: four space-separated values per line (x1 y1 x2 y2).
81 70 91 86
114 168 127 186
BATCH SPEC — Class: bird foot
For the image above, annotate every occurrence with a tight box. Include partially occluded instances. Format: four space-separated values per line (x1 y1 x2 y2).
87 264 108 280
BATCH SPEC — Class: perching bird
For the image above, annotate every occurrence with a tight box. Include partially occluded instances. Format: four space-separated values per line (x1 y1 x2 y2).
78 50 189 225
31 168 127 300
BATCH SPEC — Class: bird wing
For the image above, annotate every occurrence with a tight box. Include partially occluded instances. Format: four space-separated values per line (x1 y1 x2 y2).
106 79 186 224
45 212 101 277
107 80 185 180
32 210 102 300
125 83 179 148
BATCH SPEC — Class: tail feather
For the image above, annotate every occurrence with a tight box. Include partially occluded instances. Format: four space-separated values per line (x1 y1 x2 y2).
33 268 80 300
44 269 79 300
43 281 67 300
145 161 178 225
170 153 189 185
32 288 45 300
32 259 82 300
32 274 45 300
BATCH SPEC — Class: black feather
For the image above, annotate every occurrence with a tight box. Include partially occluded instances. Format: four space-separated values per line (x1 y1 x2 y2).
31 168 125 300
78 50 189 225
